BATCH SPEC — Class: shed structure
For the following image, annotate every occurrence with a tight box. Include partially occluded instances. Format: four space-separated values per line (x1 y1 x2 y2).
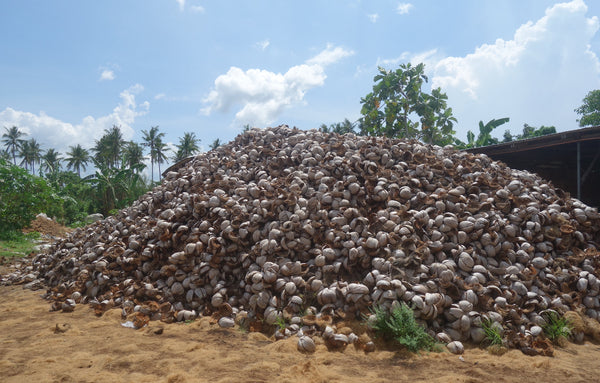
466 126 600 208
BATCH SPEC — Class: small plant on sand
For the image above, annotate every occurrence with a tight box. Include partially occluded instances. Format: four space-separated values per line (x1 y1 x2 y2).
481 318 503 346
542 311 573 342
274 315 287 331
368 304 436 353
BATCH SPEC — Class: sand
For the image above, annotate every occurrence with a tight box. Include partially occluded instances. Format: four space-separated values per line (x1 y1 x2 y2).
1 285 599 383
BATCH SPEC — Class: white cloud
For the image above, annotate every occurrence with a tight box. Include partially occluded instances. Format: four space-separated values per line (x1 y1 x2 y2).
99 69 115 81
190 5 204 13
430 0 600 139
154 93 166 100
377 49 439 69
256 39 270 51
368 13 379 23
306 44 355 66
396 3 413 15
176 0 185 11
0 84 148 154
202 45 354 126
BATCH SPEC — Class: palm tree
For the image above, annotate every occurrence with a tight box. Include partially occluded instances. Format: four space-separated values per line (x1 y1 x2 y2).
93 125 125 169
19 138 42 174
65 144 90 177
2 126 26 165
41 148 62 175
141 125 165 182
209 138 222 150
154 138 170 180
122 141 146 173
173 132 200 162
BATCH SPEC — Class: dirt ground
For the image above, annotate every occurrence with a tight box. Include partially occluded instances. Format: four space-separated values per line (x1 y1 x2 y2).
1 285 599 383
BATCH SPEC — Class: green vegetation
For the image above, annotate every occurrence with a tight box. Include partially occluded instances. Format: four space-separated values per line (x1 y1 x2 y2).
542 311 573 342
0 232 40 257
481 318 503 346
575 89 600 127
368 304 437 353
359 63 457 146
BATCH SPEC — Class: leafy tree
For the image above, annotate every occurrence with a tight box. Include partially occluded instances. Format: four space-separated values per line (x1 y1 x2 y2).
209 138 222 150
141 125 165 183
575 89 600 127
19 138 42 173
502 130 513 143
122 141 146 173
41 148 62 175
65 144 90 177
242 124 252 133
2 126 26 165
173 132 200 162
360 63 457 145
0 159 62 238
93 125 125 169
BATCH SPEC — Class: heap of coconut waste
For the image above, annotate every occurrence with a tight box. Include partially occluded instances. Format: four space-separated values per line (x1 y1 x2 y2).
5 125 600 355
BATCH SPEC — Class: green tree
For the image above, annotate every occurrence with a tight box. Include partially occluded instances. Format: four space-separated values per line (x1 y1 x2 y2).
174 132 200 162
455 118 509 149
19 138 42 174
41 148 62 175
319 118 357 135
122 141 146 173
0 159 62 238
141 125 165 183
65 144 90 177
209 138 222 150
93 125 125 169
575 89 600 127
2 126 26 165
154 138 169 181
359 63 457 145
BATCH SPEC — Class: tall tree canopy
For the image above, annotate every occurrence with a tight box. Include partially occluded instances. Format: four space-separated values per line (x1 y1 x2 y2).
174 132 200 162
2 126 26 165
142 125 165 182
359 63 457 145
575 89 600 127
93 125 125 169
65 144 90 177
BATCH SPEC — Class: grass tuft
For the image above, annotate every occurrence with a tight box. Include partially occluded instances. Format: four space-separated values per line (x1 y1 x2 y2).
481 318 503 346
368 304 436 353
542 311 573 342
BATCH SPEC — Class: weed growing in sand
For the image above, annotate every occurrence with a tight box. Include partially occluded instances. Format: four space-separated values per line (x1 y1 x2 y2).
542 311 573 342
274 315 287 331
368 304 436 353
481 318 503 346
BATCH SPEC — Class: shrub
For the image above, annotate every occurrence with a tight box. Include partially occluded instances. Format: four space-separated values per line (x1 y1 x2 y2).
369 304 436 353
0 159 62 239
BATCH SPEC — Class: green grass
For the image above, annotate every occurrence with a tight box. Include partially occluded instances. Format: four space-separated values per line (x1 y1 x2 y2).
542 311 573 342
481 318 503 346
368 304 437 353
0 232 40 258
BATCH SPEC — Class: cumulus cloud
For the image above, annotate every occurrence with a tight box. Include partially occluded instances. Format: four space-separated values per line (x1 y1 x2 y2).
99 69 115 81
430 0 600 138
396 3 413 15
367 13 379 23
176 0 185 11
202 44 354 126
0 84 149 154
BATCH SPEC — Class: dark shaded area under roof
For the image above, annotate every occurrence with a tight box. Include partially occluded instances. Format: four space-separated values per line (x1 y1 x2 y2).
466 126 600 208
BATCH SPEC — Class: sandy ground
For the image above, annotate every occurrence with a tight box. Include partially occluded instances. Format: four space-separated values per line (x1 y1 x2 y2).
0 285 599 383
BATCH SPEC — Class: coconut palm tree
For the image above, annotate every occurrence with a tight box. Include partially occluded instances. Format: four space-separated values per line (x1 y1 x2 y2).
93 125 125 169
209 138 222 150
141 125 165 182
173 132 200 162
2 126 26 165
122 141 146 173
154 138 170 181
65 144 90 177
19 138 42 174
41 148 62 175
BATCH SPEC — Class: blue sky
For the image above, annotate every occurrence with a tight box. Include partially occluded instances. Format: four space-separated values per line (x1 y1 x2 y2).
2 1 600 178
